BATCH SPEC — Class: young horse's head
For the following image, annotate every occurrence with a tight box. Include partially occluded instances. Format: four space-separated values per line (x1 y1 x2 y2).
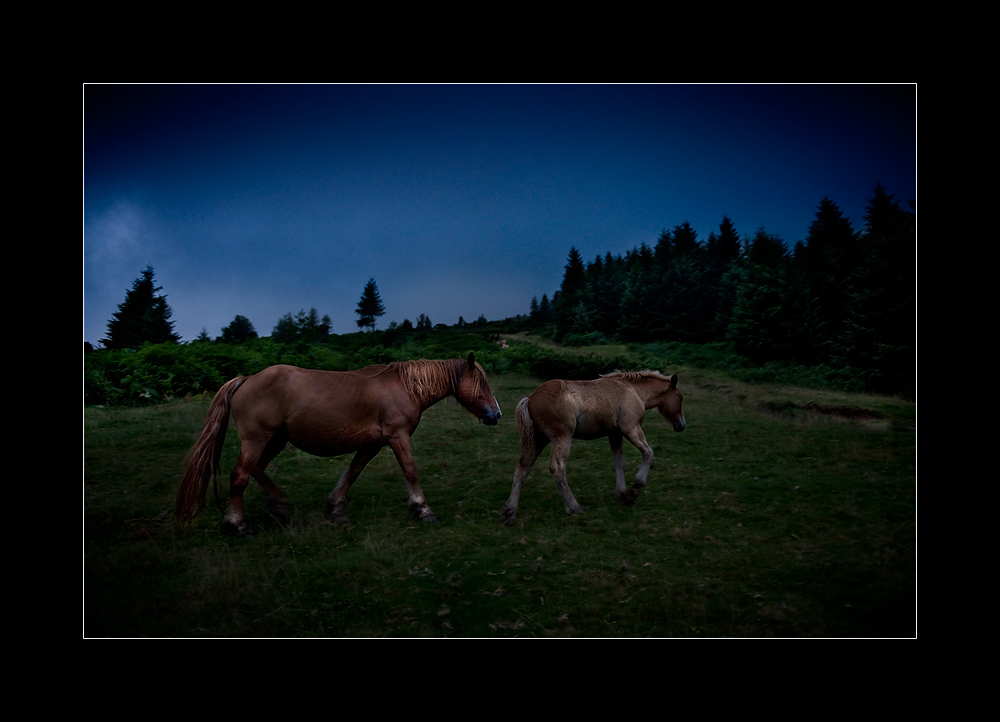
454 353 502 426
655 373 685 432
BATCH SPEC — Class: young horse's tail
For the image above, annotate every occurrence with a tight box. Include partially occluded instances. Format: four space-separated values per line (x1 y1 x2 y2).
175 376 247 522
515 396 535 458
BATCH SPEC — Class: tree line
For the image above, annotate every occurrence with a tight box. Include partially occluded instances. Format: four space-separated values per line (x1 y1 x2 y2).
528 183 914 396
93 183 914 397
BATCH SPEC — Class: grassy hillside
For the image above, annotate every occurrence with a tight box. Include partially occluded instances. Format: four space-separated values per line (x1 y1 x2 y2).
84 356 915 637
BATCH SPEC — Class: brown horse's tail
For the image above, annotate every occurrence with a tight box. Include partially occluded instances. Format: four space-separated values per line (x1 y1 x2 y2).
175 376 247 522
515 397 535 459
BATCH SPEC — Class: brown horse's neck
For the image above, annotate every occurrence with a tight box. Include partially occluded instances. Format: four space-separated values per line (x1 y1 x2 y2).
390 359 465 409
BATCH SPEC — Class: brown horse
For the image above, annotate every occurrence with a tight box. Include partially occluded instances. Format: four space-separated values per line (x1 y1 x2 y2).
175 354 501 534
501 370 684 525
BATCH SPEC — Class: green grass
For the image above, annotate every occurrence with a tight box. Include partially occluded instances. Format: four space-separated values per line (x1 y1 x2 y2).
84 364 915 637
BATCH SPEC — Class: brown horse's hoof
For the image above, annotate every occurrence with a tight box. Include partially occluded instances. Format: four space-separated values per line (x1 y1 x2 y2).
222 521 255 536
326 507 349 525
268 505 291 524
501 506 517 526
409 502 439 523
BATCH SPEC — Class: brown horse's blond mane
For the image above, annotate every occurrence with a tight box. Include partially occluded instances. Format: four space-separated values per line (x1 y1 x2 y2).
387 358 484 405
601 369 672 383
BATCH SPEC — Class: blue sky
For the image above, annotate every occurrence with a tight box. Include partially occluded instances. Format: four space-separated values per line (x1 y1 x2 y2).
83 83 915 345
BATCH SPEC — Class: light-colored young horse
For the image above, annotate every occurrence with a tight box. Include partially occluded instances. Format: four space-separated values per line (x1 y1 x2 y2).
175 354 501 535
501 370 684 525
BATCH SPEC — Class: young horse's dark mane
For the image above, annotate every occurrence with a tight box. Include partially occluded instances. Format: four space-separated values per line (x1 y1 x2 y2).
387 358 484 405
601 369 672 383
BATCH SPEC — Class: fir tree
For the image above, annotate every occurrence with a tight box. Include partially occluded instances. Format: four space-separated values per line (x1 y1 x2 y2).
839 184 915 395
355 278 386 332
555 247 587 339
272 313 298 343
220 315 258 343
792 197 857 363
103 265 181 349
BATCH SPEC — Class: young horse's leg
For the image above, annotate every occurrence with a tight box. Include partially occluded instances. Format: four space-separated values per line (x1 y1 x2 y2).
386 435 439 522
621 424 654 504
325 444 381 524
501 434 547 526
609 432 630 503
549 437 584 516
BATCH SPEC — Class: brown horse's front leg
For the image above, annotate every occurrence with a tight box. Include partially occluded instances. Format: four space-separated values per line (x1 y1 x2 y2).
387 435 439 522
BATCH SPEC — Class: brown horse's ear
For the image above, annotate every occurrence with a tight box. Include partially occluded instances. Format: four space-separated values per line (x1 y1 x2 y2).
467 352 476 369
670 373 678 388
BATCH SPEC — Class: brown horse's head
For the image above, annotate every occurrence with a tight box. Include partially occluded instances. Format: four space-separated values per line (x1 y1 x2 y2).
455 353 502 426
655 373 685 432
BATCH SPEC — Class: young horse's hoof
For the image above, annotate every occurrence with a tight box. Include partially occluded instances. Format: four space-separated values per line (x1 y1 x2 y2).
501 506 517 526
617 487 642 506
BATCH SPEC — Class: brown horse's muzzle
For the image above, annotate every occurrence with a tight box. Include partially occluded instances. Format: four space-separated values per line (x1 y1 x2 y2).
481 405 501 426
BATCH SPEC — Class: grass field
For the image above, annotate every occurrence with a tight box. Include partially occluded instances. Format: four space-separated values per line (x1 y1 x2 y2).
84 364 916 637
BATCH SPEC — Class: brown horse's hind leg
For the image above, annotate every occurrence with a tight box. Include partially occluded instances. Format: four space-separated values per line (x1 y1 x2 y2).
223 454 255 536
255 444 291 524
325 445 380 525
223 433 289 536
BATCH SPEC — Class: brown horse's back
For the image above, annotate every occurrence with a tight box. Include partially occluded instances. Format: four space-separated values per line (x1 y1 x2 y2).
231 365 412 457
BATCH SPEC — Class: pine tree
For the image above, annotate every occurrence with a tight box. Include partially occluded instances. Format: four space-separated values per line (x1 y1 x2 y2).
220 315 258 343
792 198 857 364
103 265 181 349
726 229 798 363
555 247 587 339
538 294 551 323
355 278 386 332
839 184 915 395
272 313 298 343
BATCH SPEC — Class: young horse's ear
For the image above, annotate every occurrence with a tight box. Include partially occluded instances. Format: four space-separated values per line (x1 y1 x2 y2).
670 373 678 388
467 352 476 369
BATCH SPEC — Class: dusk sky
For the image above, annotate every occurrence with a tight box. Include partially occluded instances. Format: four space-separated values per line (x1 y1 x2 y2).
83 84 916 345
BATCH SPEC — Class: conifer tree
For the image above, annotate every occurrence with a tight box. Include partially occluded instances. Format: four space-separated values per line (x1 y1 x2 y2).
355 278 386 332
555 247 587 339
793 198 857 363
220 314 258 343
272 313 298 343
839 184 915 395
103 265 181 349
